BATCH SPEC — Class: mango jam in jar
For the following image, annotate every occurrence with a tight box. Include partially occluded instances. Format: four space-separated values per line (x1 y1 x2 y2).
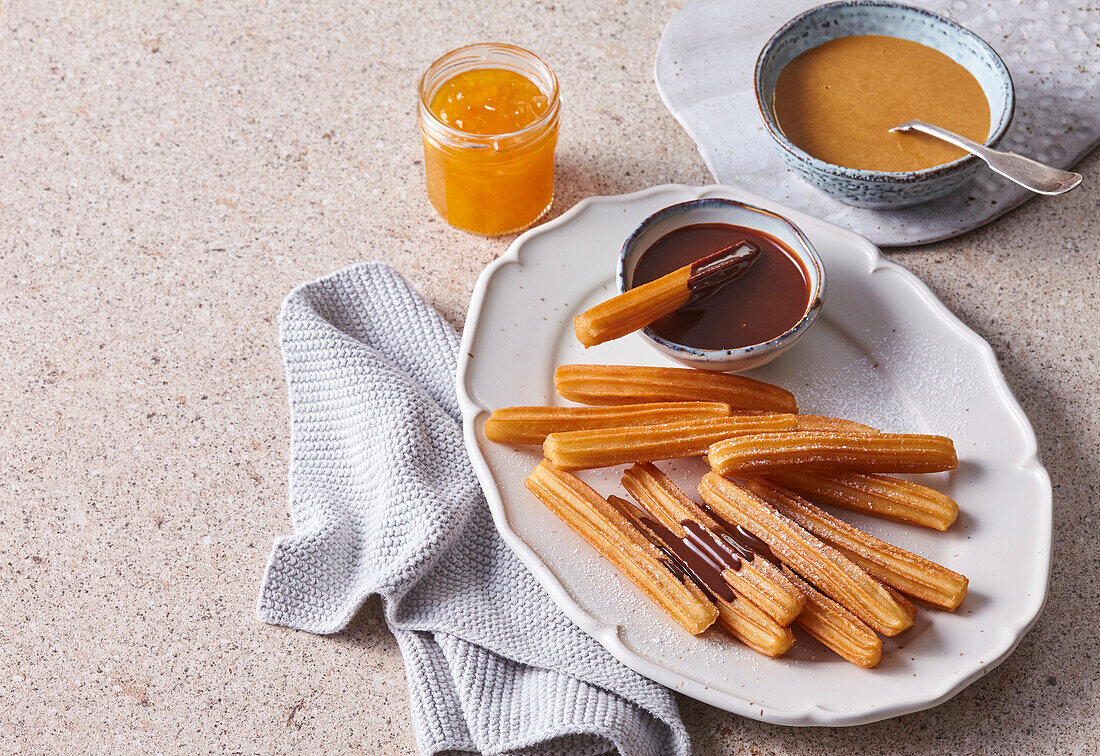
418 44 561 235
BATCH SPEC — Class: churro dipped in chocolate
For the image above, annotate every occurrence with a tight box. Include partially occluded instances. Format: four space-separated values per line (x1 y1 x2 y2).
620 463 804 626
484 401 731 444
607 495 794 657
543 414 797 470
780 566 883 669
573 242 759 348
698 473 914 636
707 431 958 477
767 470 959 531
525 461 718 634
555 364 798 413
746 479 968 611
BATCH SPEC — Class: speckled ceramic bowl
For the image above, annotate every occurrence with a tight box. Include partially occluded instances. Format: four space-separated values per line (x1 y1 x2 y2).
754 1 1014 209
617 198 825 372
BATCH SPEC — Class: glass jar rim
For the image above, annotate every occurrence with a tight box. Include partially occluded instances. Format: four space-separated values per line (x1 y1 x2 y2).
418 42 561 147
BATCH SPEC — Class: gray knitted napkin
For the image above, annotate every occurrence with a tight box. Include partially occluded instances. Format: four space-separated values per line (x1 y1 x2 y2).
257 263 691 756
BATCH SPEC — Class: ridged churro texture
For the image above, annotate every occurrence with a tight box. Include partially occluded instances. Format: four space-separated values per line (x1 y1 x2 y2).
790 415 879 434
525 461 718 634
483 401 731 444
781 566 883 668
620 463 805 626
883 584 919 621
747 479 968 611
712 592 796 657
707 431 958 476
698 473 914 636
555 364 798 413
609 491 795 657
767 470 959 530
573 266 692 348
543 414 796 470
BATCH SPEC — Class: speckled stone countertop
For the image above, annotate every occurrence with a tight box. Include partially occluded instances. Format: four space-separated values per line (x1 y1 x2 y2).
2 1 1096 753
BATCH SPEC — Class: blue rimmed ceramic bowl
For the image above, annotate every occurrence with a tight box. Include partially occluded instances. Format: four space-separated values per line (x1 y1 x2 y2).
617 198 825 372
754 0 1015 209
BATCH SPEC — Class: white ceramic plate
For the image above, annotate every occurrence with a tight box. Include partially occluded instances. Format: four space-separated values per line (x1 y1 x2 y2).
456 184 1051 726
654 0 1099 246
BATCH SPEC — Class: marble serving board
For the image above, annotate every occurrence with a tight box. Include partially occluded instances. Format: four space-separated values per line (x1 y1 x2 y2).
655 0 1098 246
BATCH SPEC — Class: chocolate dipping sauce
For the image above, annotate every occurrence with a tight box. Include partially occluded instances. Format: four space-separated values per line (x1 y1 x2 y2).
631 223 810 350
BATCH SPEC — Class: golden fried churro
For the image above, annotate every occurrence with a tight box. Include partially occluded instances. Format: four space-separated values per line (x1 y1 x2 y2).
698 473 914 636
711 589 796 657
707 431 958 477
543 414 797 471
484 402 731 444
883 584 918 621
621 463 804 626
555 364 798 414
767 470 959 531
573 243 759 348
746 479 968 611
525 461 718 634
574 267 691 348
791 415 879 434
607 494 794 657
781 566 882 669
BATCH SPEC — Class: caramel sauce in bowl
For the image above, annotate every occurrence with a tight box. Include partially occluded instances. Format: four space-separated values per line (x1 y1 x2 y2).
618 198 825 373
772 34 991 173
754 1 1014 209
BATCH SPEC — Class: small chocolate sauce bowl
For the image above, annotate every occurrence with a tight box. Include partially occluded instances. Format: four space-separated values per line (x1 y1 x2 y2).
617 198 825 373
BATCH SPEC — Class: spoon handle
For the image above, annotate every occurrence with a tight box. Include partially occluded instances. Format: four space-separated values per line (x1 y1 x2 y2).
892 120 1083 195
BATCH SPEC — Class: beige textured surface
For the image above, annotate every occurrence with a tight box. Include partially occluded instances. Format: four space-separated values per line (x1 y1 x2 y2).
1 1 1096 754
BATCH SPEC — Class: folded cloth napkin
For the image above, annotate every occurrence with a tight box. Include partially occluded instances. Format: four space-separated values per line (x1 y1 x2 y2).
257 263 691 756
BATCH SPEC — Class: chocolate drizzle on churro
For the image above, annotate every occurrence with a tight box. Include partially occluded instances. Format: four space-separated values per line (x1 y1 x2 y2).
698 500 777 563
680 520 743 573
608 495 737 602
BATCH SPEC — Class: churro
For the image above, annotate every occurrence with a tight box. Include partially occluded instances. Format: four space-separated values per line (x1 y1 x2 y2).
767 470 959 530
525 461 718 634
698 473 914 636
575 266 692 348
555 364 798 413
747 479 968 611
573 242 759 348
884 584 919 621
781 566 882 668
710 590 796 657
607 495 794 656
484 402 731 444
791 415 879 434
707 431 958 476
621 463 804 625
543 414 797 470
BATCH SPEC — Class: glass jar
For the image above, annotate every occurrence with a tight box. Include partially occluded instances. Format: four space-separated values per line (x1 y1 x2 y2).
418 43 561 236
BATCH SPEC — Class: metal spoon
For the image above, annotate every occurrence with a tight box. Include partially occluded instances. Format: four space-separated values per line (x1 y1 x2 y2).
889 120 1083 195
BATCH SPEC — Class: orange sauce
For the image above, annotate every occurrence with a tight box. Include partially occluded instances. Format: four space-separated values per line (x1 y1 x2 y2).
422 68 558 235
430 68 548 134
773 35 991 172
